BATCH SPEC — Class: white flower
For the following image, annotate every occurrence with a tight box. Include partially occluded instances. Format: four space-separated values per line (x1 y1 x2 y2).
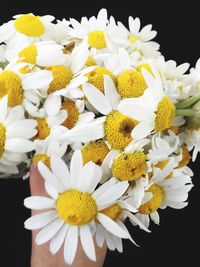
24 151 132 264
0 14 55 46
0 61 53 114
5 41 67 67
0 96 36 175
127 158 193 228
184 129 200 161
118 65 176 140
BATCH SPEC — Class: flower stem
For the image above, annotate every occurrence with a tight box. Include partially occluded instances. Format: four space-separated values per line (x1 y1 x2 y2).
176 109 198 117
176 92 200 109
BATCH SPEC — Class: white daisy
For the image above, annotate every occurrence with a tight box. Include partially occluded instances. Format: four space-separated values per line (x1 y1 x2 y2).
0 14 55 46
0 96 36 175
126 157 193 228
32 94 67 141
0 61 53 115
118 65 176 140
5 41 67 67
69 9 115 51
24 152 133 264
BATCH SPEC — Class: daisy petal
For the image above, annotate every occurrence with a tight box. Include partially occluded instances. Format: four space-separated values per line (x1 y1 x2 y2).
24 211 58 230
50 224 69 255
64 226 78 265
80 225 96 261
24 196 55 210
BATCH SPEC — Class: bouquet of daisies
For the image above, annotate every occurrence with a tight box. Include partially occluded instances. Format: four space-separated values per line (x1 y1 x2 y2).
0 8 199 264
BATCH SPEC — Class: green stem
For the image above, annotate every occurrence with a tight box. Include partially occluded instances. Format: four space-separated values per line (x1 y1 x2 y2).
176 109 198 117
176 92 200 109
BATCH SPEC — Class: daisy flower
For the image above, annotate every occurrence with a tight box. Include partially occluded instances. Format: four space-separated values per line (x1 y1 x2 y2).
95 182 150 252
127 157 193 228
63 75 141 149
0 96 36 175
5 41 68 67
0 61 53 114
0 14 55 46
33 94 67 141
118 65 176 140
24 151 133 264
69 9 115 51
33 139 68 168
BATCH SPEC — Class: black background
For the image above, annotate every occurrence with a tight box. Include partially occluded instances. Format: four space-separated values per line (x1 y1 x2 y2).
0 1 199 266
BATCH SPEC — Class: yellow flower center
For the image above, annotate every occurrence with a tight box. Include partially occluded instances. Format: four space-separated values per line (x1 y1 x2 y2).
14 14 45 37
104 111 137 150
0 124 6 158
33 153 50 168
81 140 110 165
112 151 147 181
155 96 176 132
101 204 122 221
139 184 164 214
177 144 190 168
137 63 153 75
117 70 147 98
88 31 107 49
35 118 50 140
128 34 141 44
18 45 37 64
46 65 73 93
85 56 96 67
56 189 97 225
62 100 79 129
86 67 116 93
0 71 24 107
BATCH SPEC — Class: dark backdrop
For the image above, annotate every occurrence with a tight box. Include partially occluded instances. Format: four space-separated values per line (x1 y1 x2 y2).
0 1 199 266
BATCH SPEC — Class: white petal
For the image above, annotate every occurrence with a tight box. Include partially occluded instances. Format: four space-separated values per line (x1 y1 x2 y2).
36 218 64 245
50 224 69 255
104 75 120 110
131 121 154 140
82 83 112 115
64 226 78 265
124 211 150 232
38 161 64 192
44 182 59 199
96 181 129 210
5 139 35 152
92 177 118 199
150 211 160 224
101 150 119 183
0 96 8 122
22 70 53 90
50 155 70 190
24 211 58 230
24 196 55 210
44 94 61 116
97 213 130 239
80 225 96 261
69 150 83 187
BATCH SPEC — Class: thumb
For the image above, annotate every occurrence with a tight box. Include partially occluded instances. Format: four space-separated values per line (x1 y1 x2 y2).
29 163 48 197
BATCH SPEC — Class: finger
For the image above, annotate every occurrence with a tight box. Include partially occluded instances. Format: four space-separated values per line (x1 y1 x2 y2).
29 163 48 197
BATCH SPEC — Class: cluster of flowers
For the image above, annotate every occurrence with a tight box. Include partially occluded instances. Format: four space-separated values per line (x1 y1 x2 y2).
0 9 199 265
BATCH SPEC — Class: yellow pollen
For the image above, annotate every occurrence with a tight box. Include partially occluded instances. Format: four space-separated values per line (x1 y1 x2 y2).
62 100 79 129
0 71 24 107
85 56 96 67
112 151 147 181
35 118 50 140
63 42 75 54
18 45 37 64
155 96 176 132
117 70 147 98
81 140 110 165
88 31 107 49
104 111 137 150
139 184 164 214
0 124 6 158
86 67 116 93
33 153 50 168
178 144 190 168
46 65 73 93
137 63 153 75
128 34 141 44
101 204 122 221
14 14 45 37
56 189 97 225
